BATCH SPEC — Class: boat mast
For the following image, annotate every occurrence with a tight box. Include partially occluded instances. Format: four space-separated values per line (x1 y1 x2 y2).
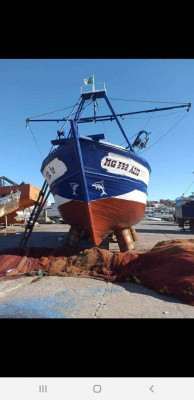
25 80 191 154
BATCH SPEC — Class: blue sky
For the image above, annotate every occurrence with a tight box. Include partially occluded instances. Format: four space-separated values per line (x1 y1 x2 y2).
0 58 193 202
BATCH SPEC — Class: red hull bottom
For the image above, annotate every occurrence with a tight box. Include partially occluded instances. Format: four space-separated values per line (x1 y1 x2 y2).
58 198 145 246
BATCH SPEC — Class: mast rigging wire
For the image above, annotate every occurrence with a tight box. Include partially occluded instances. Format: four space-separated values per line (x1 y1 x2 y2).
119 109 187 147
183 181 194 197
142 109 156 130
59 99 81 133
109 97 189 105
122 108 187 120
139 112 187 155
28 126 44 159
26 104 77 120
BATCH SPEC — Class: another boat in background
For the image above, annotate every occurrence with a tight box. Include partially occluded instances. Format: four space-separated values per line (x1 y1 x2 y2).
175 195 194 230
0 177 40 224
0 190 21 218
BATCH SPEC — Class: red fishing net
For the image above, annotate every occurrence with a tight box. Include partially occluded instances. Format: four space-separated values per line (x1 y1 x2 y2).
0 239 194 305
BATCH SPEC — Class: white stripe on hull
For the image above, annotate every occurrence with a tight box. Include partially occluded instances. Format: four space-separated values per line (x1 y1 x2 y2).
54 194 71 207
114 189 147 204
54 189 147 208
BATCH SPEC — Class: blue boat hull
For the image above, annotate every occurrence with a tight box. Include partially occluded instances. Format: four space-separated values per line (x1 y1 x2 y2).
175 198 194 220
41 136 151 245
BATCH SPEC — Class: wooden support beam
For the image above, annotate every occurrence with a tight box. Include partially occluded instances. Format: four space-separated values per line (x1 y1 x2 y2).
115 228 134 252
129 226 138 242
65 227 81 247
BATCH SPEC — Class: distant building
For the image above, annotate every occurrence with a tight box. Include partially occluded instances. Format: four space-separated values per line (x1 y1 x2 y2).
146 199 176 214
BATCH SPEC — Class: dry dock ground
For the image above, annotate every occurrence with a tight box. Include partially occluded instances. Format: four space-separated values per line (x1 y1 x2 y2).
0 219 194 318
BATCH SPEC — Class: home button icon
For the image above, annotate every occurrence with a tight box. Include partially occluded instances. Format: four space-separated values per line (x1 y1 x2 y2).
93 385 101 393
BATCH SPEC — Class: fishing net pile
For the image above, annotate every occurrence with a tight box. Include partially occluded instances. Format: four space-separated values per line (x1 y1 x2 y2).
0 239 194 305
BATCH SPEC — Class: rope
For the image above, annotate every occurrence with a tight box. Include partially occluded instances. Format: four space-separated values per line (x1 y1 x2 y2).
101 120 108 141
142 109 156 130
139 112 187 155
119 109 187 147
144 109 187 138
26 104 77 120
58 99 80 133
109 97 189 105
183 176 194 196
28 126 44 159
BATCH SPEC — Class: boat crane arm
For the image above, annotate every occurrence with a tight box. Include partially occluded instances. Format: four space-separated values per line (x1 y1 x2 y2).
26 98 191 154
26 103 191 124
73 103 191 123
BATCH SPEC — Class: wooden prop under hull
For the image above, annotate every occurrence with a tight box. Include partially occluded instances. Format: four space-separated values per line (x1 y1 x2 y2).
58 197 145 249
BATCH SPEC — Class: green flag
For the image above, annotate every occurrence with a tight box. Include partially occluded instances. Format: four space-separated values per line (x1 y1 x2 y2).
84 76 93 85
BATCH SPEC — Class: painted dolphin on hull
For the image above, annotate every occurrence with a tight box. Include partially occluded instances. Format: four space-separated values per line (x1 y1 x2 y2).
69 182 79 196
92 181 107 196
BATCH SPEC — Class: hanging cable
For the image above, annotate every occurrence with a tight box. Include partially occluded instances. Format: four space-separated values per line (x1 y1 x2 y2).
142 108 156 130
26 104 77 120
135 109 156 153
182 173 194 196
95 99 108 141
101 120 108 141
119 109 187 147
144 109 187 138
28 125 44 159
139 112 187 155
183 181 194 197
58 99 81 133
119 117 129 146
66 97 94 139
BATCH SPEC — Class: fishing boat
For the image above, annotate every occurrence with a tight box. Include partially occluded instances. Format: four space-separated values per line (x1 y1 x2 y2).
26 78 191 251
0 177 40 224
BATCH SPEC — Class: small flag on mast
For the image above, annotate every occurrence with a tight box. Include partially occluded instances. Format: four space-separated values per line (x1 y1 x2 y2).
84 76 94 85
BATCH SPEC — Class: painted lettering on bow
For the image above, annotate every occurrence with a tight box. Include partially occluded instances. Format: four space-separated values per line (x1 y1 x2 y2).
103 157 140 176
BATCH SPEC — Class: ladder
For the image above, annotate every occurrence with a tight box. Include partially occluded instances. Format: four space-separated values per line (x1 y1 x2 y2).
19 180 50 247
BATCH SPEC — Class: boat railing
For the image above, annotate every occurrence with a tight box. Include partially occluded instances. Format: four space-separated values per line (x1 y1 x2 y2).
80 81 106 94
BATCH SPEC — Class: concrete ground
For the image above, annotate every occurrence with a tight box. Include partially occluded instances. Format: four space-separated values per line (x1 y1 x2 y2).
0 219 194 318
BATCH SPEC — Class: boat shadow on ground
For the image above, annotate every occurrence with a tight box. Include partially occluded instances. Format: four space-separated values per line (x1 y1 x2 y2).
142 222 176 227
136 228 193 235
0 230 116 252
113 281 184 305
